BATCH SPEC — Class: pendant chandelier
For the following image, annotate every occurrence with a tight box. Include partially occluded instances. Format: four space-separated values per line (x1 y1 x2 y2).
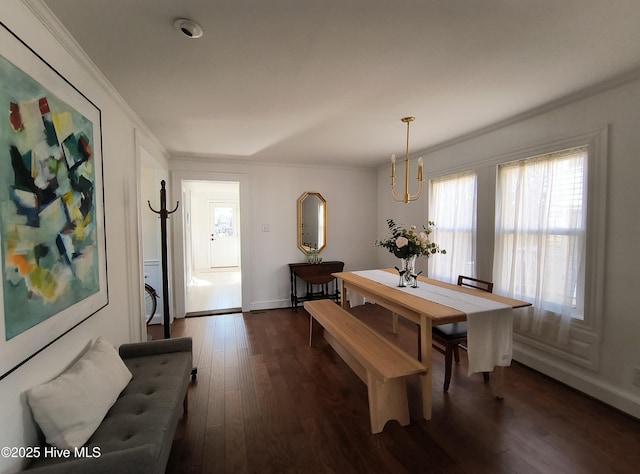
390 116 424 203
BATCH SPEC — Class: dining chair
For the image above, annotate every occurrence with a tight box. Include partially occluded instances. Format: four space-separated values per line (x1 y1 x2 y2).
432 275 493 391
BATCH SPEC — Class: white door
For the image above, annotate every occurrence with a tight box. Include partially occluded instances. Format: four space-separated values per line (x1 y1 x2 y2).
209 202 239 268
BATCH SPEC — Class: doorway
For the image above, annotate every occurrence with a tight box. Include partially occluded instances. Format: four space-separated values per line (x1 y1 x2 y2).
183 180 242 316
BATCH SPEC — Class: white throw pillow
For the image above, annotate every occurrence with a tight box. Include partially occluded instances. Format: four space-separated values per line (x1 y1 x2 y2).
26 337 132 449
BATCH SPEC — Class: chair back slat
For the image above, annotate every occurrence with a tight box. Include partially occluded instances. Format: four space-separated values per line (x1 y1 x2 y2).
457 275 493 293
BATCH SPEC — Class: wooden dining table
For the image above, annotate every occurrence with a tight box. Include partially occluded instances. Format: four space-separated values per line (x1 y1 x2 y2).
332 269 531 421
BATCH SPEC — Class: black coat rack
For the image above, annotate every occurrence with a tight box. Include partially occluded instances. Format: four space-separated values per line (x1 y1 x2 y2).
148 180 179 339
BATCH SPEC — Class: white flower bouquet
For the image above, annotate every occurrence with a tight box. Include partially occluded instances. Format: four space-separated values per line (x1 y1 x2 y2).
375 218 446 259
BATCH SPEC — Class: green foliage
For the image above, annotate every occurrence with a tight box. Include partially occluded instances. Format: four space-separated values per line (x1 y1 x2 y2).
375 218 446 259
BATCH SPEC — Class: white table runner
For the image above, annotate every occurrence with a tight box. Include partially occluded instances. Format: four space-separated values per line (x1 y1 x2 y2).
351 270 514 374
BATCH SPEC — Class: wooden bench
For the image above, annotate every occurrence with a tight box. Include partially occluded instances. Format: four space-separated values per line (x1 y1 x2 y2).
305 299 427 433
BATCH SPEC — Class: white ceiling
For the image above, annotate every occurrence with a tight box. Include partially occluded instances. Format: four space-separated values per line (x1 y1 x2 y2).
43 0 640 167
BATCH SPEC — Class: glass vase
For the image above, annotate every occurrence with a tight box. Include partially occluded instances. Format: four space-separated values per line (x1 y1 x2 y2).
406 254 417 287
397 255 417 287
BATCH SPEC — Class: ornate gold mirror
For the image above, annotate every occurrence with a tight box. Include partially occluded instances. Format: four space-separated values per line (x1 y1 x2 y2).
297 192 327 255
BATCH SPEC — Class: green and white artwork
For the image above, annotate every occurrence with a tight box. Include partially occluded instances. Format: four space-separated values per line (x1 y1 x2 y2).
0 55 99 340
0 22 107 379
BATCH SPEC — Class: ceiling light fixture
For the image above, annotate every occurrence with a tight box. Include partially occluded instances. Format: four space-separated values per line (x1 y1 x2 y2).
390 117 424 203
173 18 204 39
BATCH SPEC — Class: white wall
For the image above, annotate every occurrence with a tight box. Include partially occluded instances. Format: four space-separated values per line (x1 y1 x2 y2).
377 74 640 418
169 159 379 313
141 166 162 262
0 4 162 472
140 141 170 265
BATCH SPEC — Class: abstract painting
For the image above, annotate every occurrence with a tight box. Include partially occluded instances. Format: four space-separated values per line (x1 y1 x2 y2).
0 23 107 380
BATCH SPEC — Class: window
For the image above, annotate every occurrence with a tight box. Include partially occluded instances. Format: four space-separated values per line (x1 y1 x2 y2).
423 128 606 365
494 146 587 341
428 172 477 282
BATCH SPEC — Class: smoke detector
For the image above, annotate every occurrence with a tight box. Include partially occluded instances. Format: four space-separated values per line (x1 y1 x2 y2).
173 18 204 39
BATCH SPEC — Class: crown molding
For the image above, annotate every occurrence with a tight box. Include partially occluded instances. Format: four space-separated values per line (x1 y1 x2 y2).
22 0 168 161
413 66 640 159
170 152 375 173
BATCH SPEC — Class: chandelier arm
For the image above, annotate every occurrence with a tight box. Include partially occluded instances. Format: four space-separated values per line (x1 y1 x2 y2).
391 187 405 201
407 179 424 202
391 183 404 201
390 116 423 204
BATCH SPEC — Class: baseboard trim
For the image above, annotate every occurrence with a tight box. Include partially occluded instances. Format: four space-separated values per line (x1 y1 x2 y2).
185 308 242 317
250 300 290 312
514 346 640 420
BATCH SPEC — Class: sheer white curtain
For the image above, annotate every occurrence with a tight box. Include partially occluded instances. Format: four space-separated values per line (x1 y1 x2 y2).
494 147 587 344
428 172 477 282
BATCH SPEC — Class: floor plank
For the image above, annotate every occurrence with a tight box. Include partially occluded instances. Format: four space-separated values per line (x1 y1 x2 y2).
148 304 640 473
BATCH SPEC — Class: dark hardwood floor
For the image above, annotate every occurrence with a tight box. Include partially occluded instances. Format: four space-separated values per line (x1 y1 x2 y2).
148 304 640 473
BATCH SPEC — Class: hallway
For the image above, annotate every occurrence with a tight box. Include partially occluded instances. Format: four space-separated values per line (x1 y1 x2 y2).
186 269 242 316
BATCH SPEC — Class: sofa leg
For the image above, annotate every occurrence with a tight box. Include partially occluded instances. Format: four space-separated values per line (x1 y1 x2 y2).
183 393 189 415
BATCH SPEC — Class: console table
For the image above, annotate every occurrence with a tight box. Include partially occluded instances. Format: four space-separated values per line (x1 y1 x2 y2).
289 261 344 308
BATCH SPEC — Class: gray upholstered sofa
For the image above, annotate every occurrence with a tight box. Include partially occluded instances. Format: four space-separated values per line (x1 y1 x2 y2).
25 337 193 474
